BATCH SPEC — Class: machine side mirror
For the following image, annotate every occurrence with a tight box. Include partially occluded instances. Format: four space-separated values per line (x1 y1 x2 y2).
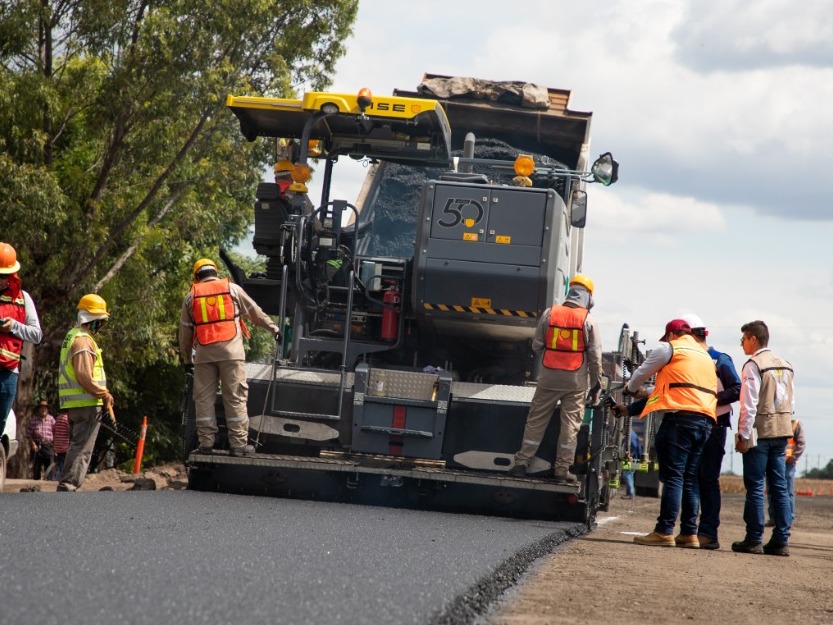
591 152 619 186
570 189 588 228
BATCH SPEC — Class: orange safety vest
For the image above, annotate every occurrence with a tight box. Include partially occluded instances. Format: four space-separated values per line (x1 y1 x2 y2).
542 305 588 371
0 278 26 370
190 278 245 345
786 420 800 460
641 334 717 421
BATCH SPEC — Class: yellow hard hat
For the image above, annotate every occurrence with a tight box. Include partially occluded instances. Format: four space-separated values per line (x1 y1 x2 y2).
0 242 21 274
274 159 294 174
569 274 595 295
77 294 109 317
193 258 217 277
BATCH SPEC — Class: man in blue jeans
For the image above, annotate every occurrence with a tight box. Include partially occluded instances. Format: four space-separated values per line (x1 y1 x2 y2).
733 320 795 557
621 429 643 499
626 319 717 547
680 314 741 550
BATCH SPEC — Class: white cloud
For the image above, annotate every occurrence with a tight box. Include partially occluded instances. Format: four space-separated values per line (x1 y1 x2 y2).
590 187 726 242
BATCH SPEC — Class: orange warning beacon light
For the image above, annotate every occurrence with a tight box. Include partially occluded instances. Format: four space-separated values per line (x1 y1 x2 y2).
357 87 373 112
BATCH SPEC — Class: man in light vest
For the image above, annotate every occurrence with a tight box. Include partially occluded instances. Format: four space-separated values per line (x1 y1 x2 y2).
57 294 114 492
179 259 281 457
733 319 795 557
628 319 717 547
508 274 602 484
680 313 741 550
0 242 42 437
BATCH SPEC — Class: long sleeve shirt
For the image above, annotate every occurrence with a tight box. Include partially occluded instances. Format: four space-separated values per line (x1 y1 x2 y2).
738 348 795 440
53 414 70 454
789 420 806 462
708 346 741 427
626 342 673 393
179 277 280 364
68 332 110 400
1 290 42 373
26 414 55 445
532 305 602 390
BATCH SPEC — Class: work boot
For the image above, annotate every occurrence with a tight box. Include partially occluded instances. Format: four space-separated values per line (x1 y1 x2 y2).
731 539 764 554
508 464 527 477
633 532 675 547
197 446 213 455
552 473 577 485
697 535 720 550
763 541 790 557
229 444 255 457
56 483 77 492
674 534 700 549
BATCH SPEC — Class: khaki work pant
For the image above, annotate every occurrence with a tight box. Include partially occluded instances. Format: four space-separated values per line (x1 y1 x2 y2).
59 405 102 489
514 385 586 474
193 359 249 448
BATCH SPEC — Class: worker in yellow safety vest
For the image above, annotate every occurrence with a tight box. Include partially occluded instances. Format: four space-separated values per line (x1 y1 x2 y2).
179 259 281 457
57 294 114 492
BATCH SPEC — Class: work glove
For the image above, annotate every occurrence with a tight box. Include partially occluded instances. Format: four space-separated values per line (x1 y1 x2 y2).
183 363 194 375
611 403 629 418
274 330 282 342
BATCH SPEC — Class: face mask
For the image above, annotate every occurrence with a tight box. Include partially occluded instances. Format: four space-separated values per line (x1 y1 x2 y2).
89 319 108 334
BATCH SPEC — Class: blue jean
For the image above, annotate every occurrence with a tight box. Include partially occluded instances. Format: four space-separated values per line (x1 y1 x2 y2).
0 368 19 436
622 470 635 496
742 437 790 544
768 458 797 526
654 413 712 536
697 425 727 539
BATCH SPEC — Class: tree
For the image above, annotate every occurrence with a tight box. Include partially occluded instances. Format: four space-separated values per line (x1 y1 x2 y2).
804 459 833 480
0 0 358 475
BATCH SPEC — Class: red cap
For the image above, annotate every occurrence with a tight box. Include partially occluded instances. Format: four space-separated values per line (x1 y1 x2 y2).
661 319 691 341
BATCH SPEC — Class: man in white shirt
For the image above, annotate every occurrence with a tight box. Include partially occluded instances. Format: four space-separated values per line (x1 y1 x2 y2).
732 320 794 557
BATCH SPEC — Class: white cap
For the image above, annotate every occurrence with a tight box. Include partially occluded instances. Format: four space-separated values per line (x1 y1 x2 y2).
680 313 706 331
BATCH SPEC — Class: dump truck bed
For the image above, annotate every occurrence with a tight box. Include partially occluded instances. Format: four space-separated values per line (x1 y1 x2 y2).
395 73 592 168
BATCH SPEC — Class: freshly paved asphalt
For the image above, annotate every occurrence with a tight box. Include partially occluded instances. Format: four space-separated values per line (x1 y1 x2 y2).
0 491 583 625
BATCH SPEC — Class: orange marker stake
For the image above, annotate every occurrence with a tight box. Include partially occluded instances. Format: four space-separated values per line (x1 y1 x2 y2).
133 416 148 474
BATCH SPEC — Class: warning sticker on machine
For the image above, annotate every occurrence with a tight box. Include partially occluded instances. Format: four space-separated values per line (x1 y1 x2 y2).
462 232 478 241
495 235 511 244
471 297 492 308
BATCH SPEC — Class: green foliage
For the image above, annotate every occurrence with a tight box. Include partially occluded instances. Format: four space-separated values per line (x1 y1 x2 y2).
804 459 833 480
1 0 358 467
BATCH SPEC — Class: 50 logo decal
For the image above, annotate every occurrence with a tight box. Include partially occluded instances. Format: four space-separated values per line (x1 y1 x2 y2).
437 198 484 228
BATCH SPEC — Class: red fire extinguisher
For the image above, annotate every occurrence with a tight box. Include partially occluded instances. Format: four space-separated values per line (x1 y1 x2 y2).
380 285 401 341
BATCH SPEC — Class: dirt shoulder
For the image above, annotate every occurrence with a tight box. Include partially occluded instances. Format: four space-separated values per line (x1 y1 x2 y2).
488 485 833 625
3 463 188 493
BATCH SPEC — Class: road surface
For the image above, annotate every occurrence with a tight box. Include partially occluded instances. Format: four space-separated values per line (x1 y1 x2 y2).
0 490 584 625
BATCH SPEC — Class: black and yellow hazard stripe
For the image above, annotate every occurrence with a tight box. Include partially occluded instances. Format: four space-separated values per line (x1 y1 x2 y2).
423 303 537 318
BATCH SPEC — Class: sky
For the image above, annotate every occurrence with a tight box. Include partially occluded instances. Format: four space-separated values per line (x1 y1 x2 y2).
246 0 833 471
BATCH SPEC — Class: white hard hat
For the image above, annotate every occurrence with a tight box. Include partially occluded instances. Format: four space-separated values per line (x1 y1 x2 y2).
680 313 706 331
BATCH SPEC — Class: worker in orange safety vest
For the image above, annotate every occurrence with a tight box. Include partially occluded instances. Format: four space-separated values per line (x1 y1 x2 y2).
508 274 602 484
767 418 806 528
0 242 42 436
179 258 281 457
